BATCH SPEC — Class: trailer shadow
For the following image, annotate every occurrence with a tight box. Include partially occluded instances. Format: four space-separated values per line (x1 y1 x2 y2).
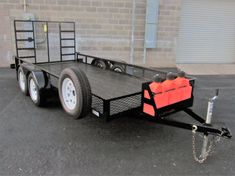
43 90 62 109
35 87 198 144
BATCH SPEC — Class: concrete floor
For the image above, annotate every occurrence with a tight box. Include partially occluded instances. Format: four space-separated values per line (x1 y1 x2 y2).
0 68 235 176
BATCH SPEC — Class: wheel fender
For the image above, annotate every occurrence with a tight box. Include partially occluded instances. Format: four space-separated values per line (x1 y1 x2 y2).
19 63 34 77
30 71 47 90
17 64 48 89
17 63 28 75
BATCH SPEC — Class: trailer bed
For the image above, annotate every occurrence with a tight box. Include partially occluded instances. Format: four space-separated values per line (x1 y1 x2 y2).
38 61 146 100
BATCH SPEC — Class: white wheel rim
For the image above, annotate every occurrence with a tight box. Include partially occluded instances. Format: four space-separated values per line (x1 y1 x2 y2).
97 63 103 68
114 68 122 72
29 78 38 102
62 78 77 110
19 70 26 92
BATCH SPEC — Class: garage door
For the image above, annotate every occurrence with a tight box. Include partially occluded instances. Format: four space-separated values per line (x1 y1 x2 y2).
177 0 235 64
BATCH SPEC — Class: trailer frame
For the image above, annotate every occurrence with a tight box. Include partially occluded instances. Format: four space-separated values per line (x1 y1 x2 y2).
13 20 231 144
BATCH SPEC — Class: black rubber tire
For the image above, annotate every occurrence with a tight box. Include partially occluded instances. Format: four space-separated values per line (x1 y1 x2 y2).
111 64 125 73
71 67 92 117
58 67 91 119
17 67 29 96
91 59 107 69
28 73 46 107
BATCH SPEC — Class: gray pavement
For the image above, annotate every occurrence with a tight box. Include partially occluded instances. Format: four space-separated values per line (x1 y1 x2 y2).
0 68 234 176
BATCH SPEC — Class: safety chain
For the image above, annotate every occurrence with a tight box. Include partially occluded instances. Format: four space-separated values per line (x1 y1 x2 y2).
192 125 221 163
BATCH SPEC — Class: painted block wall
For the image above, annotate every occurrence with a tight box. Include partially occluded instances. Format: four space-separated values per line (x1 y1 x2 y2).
0 0 181 67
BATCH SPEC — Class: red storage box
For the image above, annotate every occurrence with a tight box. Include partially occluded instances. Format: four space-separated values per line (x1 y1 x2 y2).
168 89 180 105
174 77 192 101
143 103 155 116
154 92 168 109
144 90 150 99
162 80 178 106
181 86 192 101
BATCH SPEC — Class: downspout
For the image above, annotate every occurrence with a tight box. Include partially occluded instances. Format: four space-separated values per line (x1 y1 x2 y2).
143 0 160 65
23 0 27 12
130 0 136 64
143 45 147 64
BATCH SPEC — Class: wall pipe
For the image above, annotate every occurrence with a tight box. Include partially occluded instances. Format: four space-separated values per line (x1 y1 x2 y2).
23 0 27 12
143 46 147 64
130 0 136 64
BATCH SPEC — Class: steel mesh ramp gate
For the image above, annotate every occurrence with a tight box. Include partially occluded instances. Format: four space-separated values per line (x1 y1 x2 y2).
14 20 76 64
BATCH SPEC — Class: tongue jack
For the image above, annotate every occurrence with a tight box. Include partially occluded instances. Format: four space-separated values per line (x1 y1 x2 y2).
201 89 219 159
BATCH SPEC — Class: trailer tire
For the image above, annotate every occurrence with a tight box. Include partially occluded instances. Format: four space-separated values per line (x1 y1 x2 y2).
58 67 91 119
91 59 107 69
71 67 92 117
18 67 29 95
111 64 125 73
28 73 46 106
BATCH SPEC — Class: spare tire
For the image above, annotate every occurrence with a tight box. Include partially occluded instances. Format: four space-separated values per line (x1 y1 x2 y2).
58 67 91 119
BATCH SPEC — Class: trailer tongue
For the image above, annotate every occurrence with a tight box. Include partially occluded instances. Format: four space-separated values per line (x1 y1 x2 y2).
141 75 231 163
13 20 231 163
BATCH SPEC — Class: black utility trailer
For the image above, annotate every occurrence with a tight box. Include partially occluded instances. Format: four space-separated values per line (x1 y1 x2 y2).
13 20 231 163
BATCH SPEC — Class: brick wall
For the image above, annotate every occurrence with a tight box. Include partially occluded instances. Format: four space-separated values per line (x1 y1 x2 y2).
0 0 181 67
